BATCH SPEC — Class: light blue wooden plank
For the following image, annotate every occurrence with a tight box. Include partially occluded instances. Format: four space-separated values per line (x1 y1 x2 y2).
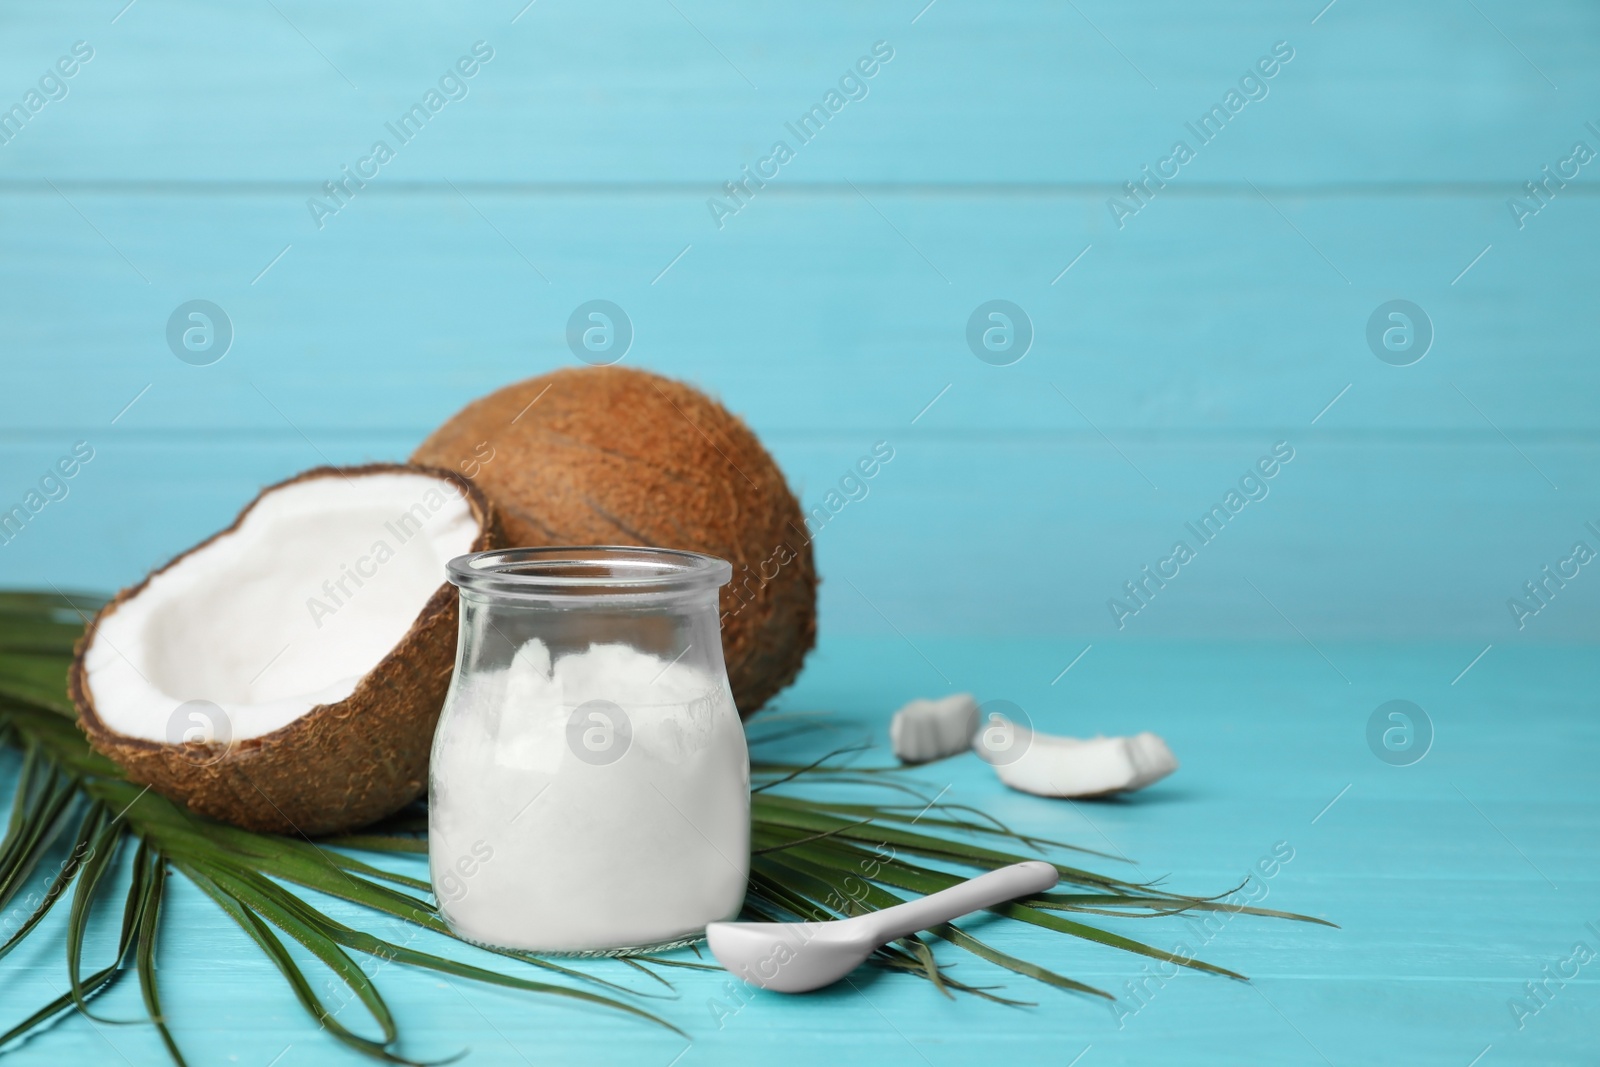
3 437 1597 640
1 190 1597 437
2 1 1597 184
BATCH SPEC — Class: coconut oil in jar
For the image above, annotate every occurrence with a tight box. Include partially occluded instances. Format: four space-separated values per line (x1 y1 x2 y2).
429 547 749 954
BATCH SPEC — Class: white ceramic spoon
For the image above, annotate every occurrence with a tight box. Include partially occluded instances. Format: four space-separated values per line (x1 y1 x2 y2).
705 860 1060 993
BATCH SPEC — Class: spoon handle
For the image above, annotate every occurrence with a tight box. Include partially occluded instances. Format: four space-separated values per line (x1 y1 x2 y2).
865 861 1059 943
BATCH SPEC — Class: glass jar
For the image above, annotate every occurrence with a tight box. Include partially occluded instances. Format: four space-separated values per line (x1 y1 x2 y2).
428 546 749 955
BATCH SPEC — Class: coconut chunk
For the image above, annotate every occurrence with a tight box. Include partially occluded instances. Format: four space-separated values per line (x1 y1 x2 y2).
71 464 499 835
975 717 1178 798
889 693 979 763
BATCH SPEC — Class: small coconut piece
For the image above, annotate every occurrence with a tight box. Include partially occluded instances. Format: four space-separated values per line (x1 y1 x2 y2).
975 717 1178 798
411 366 817 718
70 464 500 836
890 693 979 764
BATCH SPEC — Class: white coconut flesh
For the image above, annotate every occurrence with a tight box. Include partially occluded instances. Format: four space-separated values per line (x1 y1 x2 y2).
890 692 980 764
83 471 479 744
978 720 1178 798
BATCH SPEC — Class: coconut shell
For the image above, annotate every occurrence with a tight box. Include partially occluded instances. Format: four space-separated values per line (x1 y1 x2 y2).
70 464 502 837
412 367 816 717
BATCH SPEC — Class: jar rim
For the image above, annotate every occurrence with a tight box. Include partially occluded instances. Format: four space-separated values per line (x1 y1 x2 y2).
446 546 733 597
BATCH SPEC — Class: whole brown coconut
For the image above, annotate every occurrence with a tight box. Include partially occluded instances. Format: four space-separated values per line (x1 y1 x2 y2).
71 464 502 835
412 367 816 716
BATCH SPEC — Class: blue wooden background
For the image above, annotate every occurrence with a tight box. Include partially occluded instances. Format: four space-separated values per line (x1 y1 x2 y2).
3 0 1598 1063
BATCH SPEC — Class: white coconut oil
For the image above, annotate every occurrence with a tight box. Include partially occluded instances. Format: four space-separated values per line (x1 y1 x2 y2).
430 634 750 953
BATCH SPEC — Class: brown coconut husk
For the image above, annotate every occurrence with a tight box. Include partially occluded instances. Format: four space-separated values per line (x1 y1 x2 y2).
412 366 816 717
70 463 501 836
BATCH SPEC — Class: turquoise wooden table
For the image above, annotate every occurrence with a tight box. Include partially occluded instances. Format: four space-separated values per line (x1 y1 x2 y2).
2 0 1598 1063
4 639 1598 1065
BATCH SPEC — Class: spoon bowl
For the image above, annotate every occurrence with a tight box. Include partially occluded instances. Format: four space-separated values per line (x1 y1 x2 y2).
705 916 878 993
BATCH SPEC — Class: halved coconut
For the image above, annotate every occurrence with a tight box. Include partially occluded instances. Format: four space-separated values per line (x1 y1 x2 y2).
70 464 500 836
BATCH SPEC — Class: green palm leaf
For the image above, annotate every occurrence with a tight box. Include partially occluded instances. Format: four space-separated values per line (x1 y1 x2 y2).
0 588 1328 1064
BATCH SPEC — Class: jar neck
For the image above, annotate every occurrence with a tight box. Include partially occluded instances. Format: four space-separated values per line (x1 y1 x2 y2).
448 546 733 600
446 547 735 689
456 584 724 613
